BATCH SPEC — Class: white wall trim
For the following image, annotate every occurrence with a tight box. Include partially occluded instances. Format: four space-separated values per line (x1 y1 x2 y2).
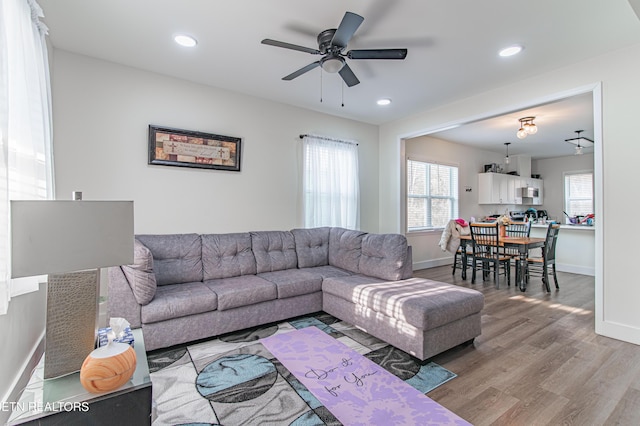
413 257 453 271
597 320 640 346
592 82 605 340
556 263 595 277
0 332 44 423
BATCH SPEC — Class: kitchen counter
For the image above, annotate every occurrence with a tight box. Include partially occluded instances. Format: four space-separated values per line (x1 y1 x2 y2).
530 223 595 231
530 223 594 276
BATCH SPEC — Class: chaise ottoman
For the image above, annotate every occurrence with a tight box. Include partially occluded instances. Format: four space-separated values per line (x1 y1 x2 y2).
322 276 484 360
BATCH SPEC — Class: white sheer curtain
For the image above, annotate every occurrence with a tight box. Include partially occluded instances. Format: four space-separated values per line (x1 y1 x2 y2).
302 135 359 229
0 0 54 315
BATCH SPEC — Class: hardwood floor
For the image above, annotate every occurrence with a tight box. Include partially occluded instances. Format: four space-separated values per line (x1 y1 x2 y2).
416 265 640 426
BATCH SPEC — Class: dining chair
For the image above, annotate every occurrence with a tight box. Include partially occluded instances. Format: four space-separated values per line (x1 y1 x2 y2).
523 223 560 291
469 223 511 288
504 221 531 284
452 243 473 276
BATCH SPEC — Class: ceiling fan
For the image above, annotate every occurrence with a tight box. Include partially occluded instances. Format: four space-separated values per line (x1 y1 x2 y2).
261 11 408 87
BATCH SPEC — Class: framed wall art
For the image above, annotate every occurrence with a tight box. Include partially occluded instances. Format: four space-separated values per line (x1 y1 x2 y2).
148 125 242 171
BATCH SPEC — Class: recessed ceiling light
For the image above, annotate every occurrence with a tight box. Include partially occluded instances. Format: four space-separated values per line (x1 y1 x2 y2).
499 45 523 57
174 34 197 47
377 98 391 106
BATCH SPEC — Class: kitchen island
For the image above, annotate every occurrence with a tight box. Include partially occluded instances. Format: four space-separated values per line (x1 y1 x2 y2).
530 223 595 276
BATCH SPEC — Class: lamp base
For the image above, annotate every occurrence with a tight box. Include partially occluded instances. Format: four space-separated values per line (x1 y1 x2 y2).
44 270 99 379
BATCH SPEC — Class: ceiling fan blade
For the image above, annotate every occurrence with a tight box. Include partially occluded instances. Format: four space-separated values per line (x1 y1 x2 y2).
338 63 360 87
261 39 321 55
331 12 364 48
282 61 321 81
347 48 408 60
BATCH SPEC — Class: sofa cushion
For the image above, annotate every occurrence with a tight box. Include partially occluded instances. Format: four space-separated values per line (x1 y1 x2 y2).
322 274 386 301
328 227 367 274
299 265 353 279
137 234 202 285
250 231 298 273
204 275 277 311
121 239 156 305
323 276 484 331
141 282 217 323
258 269 323 299
291 227 331 268
202 233 257 280
359 233 408 281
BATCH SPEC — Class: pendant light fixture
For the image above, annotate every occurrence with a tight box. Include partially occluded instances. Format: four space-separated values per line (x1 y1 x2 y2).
516 116 537 139
565 130 593 155
504 142 511 164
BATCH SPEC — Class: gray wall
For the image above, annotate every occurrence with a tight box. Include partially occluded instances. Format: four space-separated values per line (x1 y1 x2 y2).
50 50 381 235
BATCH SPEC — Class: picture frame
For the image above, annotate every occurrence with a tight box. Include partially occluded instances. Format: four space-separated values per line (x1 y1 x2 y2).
148 125 242 172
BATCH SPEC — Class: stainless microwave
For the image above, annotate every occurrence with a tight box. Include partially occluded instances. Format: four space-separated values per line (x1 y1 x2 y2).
519 187 539 198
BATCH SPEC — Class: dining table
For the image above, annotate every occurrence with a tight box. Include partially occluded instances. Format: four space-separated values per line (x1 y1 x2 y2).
459 234 548 292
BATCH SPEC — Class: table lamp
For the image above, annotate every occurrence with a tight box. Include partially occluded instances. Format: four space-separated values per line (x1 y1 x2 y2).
10 198 134 379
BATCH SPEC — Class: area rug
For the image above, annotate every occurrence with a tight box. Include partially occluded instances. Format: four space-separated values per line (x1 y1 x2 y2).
149 313 461 425
262 326 469 425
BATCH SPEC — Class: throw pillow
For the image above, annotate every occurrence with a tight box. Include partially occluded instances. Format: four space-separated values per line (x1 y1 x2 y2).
122 239 156 305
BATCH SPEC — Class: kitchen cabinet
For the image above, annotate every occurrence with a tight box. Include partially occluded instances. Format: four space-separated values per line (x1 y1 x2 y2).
478 173 515 204
478 173 542 205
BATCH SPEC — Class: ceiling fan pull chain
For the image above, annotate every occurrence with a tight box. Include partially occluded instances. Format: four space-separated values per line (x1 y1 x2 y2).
341 80 345 107
320 68 323 103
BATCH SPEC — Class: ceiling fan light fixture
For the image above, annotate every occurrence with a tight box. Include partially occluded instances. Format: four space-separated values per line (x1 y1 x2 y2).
321 57 344 73
262 12 407 88
565 130 592 156
499 45 523 57
377 98 391 106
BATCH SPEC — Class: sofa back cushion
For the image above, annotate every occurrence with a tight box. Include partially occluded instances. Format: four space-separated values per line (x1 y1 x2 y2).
291 227 331 268
136 234 202 285
359 233 408 281
251 231 297 273
202 233 257 280
328 227 367 274
121 239 157 305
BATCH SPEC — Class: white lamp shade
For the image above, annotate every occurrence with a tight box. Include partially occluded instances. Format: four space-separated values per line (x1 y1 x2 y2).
10 200 134 278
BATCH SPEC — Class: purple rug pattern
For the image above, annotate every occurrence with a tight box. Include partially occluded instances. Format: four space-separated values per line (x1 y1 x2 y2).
262 326 470 426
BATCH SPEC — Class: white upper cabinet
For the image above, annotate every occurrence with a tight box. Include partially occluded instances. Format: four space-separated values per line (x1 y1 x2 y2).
478 173 543 205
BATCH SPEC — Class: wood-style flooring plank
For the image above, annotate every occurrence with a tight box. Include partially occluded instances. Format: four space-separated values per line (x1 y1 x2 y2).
414 265 640 426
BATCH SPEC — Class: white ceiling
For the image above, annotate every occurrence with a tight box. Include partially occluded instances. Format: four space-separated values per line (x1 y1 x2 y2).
429 92 595 160
38 0 640 157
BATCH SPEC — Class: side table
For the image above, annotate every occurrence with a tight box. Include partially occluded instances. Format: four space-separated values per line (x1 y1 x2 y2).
8 328 152 426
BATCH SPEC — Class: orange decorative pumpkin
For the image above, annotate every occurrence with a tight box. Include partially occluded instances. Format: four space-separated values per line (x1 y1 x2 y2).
80 342 137 393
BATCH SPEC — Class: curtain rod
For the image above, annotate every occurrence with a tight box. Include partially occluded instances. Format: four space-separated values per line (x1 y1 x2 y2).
299 134 358 146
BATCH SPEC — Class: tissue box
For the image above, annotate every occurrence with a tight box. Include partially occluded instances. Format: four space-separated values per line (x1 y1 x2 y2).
98 326 135 348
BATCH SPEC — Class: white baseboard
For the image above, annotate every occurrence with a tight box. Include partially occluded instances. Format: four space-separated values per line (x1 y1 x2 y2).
413 257 453 271
556 263 595 276
413 259 594 277
0 332 44 425
597 319 640 346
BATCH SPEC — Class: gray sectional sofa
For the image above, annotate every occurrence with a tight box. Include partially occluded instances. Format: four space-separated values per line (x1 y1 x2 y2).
108 227 484 360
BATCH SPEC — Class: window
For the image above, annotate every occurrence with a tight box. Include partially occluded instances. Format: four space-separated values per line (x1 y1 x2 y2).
0 0 54 314
302 135 359 229
564 172 593 217
407 159 458 231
